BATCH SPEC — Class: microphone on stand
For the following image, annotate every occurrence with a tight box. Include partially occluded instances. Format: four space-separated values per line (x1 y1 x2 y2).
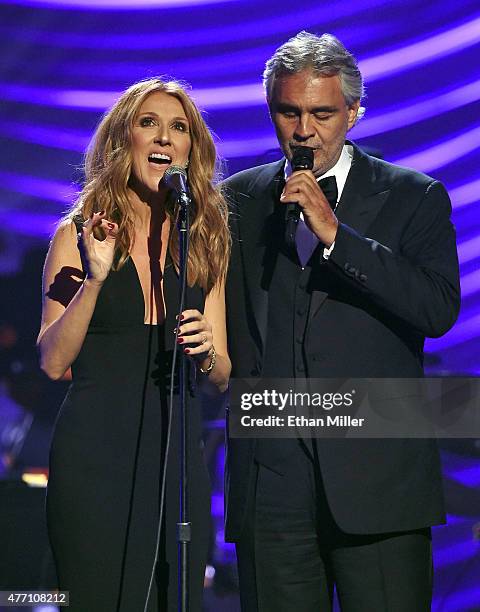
161 165 190 214
162 165 189 196
285 146 314 248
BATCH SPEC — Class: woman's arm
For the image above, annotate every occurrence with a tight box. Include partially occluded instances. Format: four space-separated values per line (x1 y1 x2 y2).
177 281 231 395
37 213 117 380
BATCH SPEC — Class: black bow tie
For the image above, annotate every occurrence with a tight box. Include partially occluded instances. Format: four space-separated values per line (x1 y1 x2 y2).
318 176 338 210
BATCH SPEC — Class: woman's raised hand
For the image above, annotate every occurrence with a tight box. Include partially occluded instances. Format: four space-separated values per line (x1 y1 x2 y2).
78 211 118 284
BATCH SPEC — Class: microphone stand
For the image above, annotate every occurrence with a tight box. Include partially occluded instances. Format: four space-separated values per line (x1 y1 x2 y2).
177 189 191 612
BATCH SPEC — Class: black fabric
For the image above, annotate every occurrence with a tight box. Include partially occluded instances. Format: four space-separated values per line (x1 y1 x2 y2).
262 207 304 379
237 444 433 612
47 254 210 612
223 145 460 541
256 207 313 472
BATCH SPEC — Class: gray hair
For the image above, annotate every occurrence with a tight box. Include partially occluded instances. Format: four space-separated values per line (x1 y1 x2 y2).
263 31 365 120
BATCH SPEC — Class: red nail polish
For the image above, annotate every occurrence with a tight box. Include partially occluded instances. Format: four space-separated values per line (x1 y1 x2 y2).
180 314 185 320
184 348 190 354
177 338 184 344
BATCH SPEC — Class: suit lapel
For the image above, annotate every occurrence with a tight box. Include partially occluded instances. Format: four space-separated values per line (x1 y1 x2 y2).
335 143 391 233
236 160 284 356
309 143 391 321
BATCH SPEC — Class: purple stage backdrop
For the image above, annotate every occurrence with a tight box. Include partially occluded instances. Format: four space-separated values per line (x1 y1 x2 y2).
0 1 479 610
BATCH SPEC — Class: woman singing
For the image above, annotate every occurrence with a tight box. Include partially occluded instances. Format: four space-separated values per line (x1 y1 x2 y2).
37 77 231 611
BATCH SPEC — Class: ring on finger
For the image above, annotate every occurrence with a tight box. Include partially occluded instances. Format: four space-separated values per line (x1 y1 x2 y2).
200 332 207 345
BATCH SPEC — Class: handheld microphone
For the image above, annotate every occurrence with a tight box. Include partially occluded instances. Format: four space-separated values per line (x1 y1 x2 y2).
162 165 189 196
285 146 314 247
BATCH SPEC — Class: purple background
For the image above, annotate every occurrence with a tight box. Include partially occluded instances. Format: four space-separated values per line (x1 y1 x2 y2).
0 1 479 609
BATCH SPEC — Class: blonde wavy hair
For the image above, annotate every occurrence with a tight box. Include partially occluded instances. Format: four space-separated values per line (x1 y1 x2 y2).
66 77 230 292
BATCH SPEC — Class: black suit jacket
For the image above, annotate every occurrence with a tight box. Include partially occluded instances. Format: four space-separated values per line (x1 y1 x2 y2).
223 143 460 541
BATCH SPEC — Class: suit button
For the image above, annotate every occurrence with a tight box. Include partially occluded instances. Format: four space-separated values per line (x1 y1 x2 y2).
344 263 355 276
359 273 367 283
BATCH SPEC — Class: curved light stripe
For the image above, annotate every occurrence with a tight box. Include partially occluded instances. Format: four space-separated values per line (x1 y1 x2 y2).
350 79 480 139
429 311 480 351
0 171 76 204
0 210 61 237
459 269 480 299
16 24 396 81
0 82 265 110
360 16 480 79
449 179 480 210
443 465 480 488
393 124 480 173
1 0 235 7
432 588 480 611
5 84 120 110
433 540 478 569
218 136 278 158
2 67 479 118
0 121 89 152
0 0 391 41
443 514 472 526
457 235 480 266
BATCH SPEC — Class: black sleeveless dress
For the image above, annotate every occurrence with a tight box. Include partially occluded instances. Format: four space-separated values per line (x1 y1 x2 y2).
46 251 211 612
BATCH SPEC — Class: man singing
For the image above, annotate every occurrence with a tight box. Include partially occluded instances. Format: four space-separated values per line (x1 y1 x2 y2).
224 32 460 611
